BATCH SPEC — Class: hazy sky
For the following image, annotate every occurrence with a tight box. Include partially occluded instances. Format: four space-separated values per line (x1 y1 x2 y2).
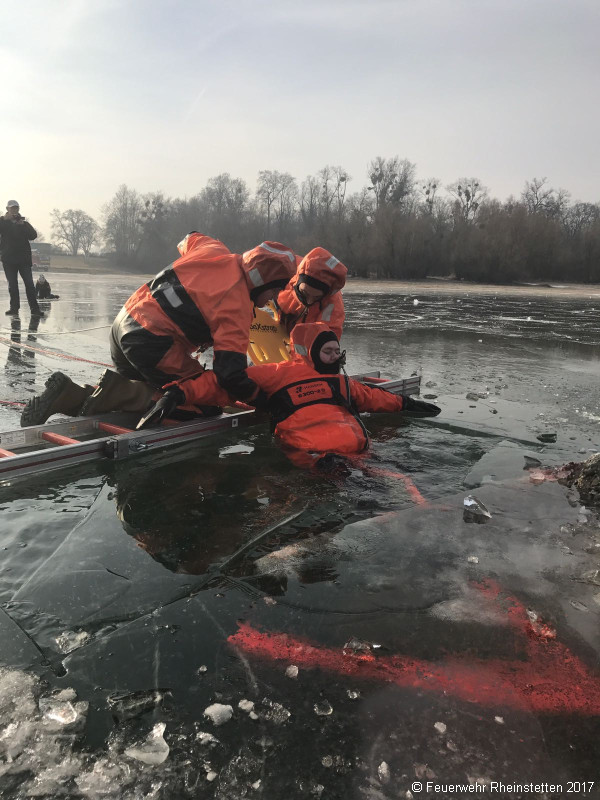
3 0 599 238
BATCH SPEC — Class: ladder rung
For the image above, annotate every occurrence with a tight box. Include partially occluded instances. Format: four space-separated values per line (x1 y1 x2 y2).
97 422 134 435
0 448 17 458
42 432 81 446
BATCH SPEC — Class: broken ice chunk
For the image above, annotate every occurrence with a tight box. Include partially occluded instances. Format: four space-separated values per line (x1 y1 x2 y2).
124 722 169 765
204 703 233 725
285 665 299 679
523 455 542 469
107 689 166 720
463 495 492 524
342 637 376 659
313 700 333 716
197 731 219 746
39 689 88 725
238 699 255 713
55 630 90 654
378 761 391 783
260 699 290 724
536 431 557 443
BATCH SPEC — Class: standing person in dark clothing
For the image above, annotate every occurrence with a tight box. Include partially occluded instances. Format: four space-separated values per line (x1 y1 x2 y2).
0 200 43 316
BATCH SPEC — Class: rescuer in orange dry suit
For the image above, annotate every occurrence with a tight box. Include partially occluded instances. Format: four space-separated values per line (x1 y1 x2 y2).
138 322 441 465
275 247 347 340
20 234 296 426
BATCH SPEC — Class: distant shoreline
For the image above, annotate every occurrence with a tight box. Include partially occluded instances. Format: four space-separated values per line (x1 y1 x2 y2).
37 258 600 300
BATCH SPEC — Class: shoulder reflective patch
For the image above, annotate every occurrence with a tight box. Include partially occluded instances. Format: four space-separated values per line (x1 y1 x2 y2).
162 284 183 308
325 256 340 270
293 343 308 356
321 304 334 321
248 267 263 287
259 242 295 262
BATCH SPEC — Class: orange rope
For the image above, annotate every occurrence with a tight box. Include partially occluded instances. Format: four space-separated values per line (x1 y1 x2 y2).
365 464 429 506
0 335 111 368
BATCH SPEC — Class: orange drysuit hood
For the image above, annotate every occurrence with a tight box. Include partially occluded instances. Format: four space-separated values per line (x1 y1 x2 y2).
290 322 340 373
177 231 228 257
291 247 348 295
241 241 296 300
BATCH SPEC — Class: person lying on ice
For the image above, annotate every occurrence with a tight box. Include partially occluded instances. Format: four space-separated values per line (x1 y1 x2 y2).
137 322 441 464
20 234 296 426
275 247 347 339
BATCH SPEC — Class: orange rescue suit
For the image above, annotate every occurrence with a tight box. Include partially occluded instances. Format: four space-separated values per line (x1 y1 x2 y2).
276 247 347 339
111 234 295 400
178 322 406 456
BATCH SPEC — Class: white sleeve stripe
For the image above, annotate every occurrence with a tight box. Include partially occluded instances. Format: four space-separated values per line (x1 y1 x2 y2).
259 242 295 262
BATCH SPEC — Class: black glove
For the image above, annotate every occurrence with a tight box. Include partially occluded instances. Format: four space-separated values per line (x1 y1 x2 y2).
400 394 441 416
136 386 185 430
247 389 270 411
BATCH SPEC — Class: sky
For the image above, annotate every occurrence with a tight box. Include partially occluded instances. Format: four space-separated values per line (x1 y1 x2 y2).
3 0 599 239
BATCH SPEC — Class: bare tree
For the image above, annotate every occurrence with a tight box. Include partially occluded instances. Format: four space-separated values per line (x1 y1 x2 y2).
102 185 143 262
274 173 298 227
564 202 600 237
419 179 440 215
368 156 416 209
300 175 320 227
51 208 99 256
521 177 571 220
202 173 249 218
79 219 100 258
257 170 281 235
446 178 488 222
331 166 351 218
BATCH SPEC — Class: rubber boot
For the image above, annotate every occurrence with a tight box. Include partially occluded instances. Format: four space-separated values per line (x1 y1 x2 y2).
79 369 155 416
20 372 94 427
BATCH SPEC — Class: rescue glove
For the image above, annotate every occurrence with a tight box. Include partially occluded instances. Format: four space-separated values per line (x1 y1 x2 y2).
248 389 271 412
400 395 441 416
136 386 186 430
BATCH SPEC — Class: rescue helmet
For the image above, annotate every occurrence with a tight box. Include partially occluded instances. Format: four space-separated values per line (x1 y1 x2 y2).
293 248 348 296
241 241 296 302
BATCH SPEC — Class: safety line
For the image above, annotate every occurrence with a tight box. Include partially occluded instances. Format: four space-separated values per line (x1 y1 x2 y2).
0 399 26 407
0 324 111 336
0 335 111 368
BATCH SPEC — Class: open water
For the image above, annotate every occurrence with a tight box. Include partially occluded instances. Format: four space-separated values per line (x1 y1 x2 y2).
0 274 599 799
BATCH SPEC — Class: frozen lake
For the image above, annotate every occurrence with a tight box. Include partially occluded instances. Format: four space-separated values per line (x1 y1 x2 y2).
1 273 600 799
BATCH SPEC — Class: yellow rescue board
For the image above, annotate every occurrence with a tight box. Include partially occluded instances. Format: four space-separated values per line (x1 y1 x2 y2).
248 307 291 364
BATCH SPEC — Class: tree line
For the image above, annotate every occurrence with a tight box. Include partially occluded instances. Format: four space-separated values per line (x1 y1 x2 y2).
49 159 600 283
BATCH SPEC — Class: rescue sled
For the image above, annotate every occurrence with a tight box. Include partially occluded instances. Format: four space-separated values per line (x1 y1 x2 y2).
0 373 422 481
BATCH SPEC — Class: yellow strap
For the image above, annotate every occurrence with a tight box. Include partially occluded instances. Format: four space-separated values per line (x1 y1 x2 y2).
247 307 291 364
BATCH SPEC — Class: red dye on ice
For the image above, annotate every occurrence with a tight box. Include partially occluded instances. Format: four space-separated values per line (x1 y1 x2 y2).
228 580 600 714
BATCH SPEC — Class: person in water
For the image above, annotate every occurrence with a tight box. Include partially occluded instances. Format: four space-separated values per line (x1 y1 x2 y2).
138 322 440 464
20 234 296 426
276 247 347 340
